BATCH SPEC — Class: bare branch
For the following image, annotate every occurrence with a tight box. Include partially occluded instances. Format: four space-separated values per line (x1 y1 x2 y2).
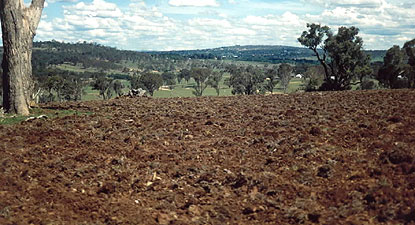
23 0 45 35
349 81 361 86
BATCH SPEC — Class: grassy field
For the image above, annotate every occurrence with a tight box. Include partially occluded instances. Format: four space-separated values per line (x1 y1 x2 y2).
53 60 351 100
81 76 380 101
155 77 305 98
154 84 234 98
55 64 100 73
0 108 92 125
82 77 306 100
51 60 307 100
82 86 102 101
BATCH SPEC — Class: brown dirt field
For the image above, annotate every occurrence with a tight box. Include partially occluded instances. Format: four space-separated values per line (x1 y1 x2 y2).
1 89 415 224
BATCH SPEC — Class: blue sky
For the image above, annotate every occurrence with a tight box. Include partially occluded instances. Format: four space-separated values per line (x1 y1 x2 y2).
28 0 415 50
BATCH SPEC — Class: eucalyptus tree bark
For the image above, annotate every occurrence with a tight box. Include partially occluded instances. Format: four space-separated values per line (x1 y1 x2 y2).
0 0 45 115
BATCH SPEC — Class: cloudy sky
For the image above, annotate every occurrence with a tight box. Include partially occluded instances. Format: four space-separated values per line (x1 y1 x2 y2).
28 0 415 51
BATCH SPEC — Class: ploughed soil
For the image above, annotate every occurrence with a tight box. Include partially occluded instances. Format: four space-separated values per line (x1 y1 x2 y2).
1 89 415 224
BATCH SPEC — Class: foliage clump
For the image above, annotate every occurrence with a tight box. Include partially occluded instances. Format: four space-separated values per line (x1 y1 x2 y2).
377 39 415 89
226 65 265 95
298 23 372 91
131 72 163 96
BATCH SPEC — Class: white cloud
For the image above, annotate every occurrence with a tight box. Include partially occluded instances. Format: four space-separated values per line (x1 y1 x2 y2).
301 0 415 48
33 0 415 50
244 12 302 27
305 0 383 8
48 0 78 2
168 0 219 7
244 15 278 25
37 0 124 46
45 0 78 6
63 0 122 18
225 27 256 36
189 18 231 28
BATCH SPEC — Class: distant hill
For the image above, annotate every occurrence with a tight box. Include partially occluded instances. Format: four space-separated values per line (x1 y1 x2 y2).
147 45 386 64
0 42 387 74
28 41 188 74
31 41 157 71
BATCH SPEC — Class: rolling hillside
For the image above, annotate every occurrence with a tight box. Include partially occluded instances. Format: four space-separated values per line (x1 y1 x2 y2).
0 42 386 73
148 45 386 64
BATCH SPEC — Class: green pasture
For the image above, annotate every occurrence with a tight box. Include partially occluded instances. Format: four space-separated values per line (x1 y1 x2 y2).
55 64 125 75
82 77 307 100
56 60 369 100
0 108 92 125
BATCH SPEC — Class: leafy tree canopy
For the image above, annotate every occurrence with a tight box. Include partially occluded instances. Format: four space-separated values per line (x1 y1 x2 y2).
377 38 415 89
278 63 293 93
92 76 114 100
226 65 264 95
377 45 407 89
298 23 372 91
206 70 223 96
190 67 212 97
136 72 163 96
162 71 177 86
403 39 415 88
263 65 279 93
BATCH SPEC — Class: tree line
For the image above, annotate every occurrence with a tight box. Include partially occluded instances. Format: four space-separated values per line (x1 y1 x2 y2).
128 67 223 97
122 62 297 98
298 23 415 91
131 24 415 95
2 27 414 106
377 40 415 89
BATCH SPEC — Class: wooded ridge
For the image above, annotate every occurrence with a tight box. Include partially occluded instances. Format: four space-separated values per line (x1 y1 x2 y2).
0 41 387 68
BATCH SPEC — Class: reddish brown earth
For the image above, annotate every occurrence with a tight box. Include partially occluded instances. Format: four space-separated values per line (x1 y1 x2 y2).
1 89 415 224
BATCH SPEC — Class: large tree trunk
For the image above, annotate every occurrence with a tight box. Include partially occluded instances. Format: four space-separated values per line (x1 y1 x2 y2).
0 0 45 115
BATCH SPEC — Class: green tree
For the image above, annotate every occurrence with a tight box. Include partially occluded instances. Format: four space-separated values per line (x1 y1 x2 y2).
178 68 191 84
39 75 85 102
298 23 371 91
39 76 56 102
113 80 125 97
378 39 415 89
130 75 141 90
207 71 223 96
359 79 377 90
377 45 407 89
183 69 192 83
303 65 325 92
190 67 212 96
92 76 113 100
294 63 309 75
137 72 163 96
227 65 264 95
403 38 415 88
278 63 293 93
49 75 65 102
263 65 279 93
162 71 176 87
73 77 87 101
61 76 86 101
